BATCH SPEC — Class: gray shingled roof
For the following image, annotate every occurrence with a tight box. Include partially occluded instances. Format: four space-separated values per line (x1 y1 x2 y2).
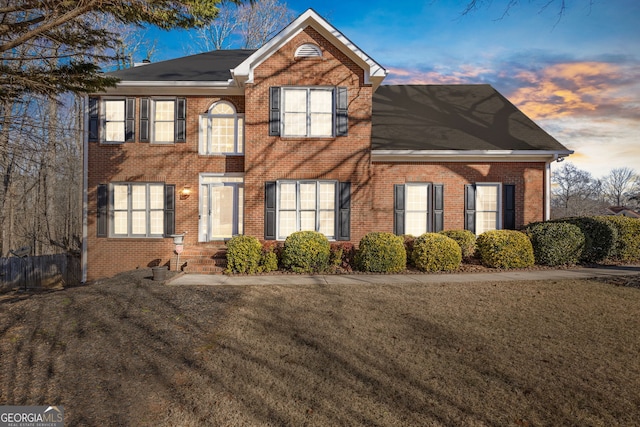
107 49 256 82
372 84 569 152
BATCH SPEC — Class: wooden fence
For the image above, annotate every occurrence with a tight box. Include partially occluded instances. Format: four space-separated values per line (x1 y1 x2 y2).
0 254 81 292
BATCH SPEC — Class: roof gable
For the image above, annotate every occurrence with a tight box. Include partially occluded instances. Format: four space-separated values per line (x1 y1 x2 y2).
231 8 387 89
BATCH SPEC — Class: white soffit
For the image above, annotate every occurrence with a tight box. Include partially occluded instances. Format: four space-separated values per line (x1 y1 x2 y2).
371 150 575 162
231 9 387 89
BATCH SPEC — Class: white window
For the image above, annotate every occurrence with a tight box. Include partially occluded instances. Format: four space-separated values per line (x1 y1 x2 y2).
282 88 333 137
277 181 336 239
104 99 125 143
111 183 165 237
152 100 175 143
199 101 244 154
405 184 431 236
475 183 501 235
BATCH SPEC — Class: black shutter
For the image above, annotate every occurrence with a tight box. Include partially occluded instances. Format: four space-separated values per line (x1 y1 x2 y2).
88 97 99 142
337 182 351 241
465 184 476 234
140 98 149 142
97 184 108 237
394 184 405 235
433 184 444 232
269 87 280 136
335 87 348 136
176 98 186 142
264 181 276 240
504 184 516 230
125 97 135 142
164 185 175 236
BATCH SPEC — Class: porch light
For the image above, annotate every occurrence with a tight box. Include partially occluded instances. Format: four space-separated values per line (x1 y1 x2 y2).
179 186 191 200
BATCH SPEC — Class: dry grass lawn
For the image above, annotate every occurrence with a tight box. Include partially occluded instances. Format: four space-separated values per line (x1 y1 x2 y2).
1 269 640 426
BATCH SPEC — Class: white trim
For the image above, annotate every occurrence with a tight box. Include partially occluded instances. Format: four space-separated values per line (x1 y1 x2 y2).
545 160 552 221
231 9 387 90
372 149 574 162
100 84 244 97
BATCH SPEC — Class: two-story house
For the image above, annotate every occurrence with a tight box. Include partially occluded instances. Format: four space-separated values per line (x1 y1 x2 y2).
82 9 572 281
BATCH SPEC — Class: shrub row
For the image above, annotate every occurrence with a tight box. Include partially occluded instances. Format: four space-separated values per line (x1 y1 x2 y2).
225 216 640 274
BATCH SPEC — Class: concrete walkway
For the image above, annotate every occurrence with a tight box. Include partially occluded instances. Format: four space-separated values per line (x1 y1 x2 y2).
168 264 640 287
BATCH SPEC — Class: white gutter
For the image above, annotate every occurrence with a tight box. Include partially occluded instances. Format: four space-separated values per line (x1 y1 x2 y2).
101 80 244 96
372 149 574 162
81 95 89 283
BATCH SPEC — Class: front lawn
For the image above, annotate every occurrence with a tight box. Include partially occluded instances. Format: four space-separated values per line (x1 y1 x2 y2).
1 270 639 426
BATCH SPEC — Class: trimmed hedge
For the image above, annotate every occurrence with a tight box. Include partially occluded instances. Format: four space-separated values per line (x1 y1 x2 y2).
476 230 535 269
226 235 263 274
282 231 331 273
439 229 476 259
550 217 617 263
412 233 462 272
259 246 279 273
524 222 584 266
355 232 406 273
595 216 640 262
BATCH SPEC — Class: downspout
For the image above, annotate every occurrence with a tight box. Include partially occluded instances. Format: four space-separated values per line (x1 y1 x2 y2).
81 95 89 283
544 155 556 221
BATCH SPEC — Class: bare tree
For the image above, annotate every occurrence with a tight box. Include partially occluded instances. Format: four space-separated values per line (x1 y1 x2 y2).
551 162 604 218
187 0 294 53
602 167 638 207
460 0 595 22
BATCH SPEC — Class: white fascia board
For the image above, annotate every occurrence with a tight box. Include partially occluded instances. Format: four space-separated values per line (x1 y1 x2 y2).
100 81 244 96
371 149 574 162
231 9 387 89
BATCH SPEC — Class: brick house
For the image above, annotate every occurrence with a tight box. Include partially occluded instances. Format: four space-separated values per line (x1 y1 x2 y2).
82 9 572 281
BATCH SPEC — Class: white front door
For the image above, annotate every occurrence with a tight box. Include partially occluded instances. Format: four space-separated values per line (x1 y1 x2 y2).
199 181 243 242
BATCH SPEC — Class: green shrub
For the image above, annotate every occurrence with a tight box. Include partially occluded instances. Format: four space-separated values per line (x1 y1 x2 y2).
439 229 476 259
595 216 640 262
355 232 406 273
476 230 535 269
259 246 279 273
282 231 331 273
412 233 462 272
524 222 584 266
226 235 262 274
551 217 617 263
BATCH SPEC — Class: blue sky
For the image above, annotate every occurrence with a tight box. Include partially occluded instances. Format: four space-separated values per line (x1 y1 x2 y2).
150 0 640 179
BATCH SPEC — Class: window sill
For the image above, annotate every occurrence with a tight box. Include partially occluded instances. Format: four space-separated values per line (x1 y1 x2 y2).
198 153 244 156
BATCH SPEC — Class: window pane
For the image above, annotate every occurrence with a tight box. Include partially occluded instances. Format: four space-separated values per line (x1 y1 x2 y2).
211 117 234 152
131 211 146 235
476 212 497 235
319 183 335 209
105 100 124 121
154 122 174 142
113 212 128 235
131 185 146 210
283 112 307 136
105 122 124 142
310 113 332 136
211 103 234 115
300 211 316 231
406 212 428 236
113 185 128 210
279 183 296 209
300 183 316 210
279 211 296 238
238 186 244 235
477 186 498 211
237 117 244 153
155 101 175 121
149 185 164 209
319 211 335 236
310 90 333 113
211 186 234 239
284 89 307 113
407 185 428 211
150 211 164 235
